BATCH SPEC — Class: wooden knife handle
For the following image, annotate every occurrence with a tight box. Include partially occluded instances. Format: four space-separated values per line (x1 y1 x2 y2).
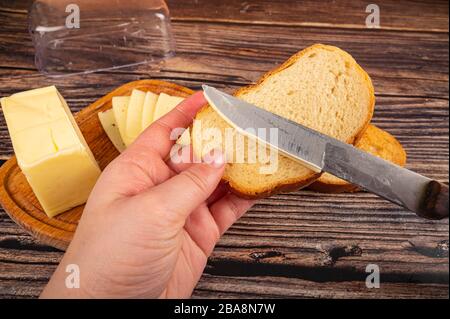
418 180 449 220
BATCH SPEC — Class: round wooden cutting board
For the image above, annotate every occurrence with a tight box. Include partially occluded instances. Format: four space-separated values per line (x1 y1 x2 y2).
0 80 194 250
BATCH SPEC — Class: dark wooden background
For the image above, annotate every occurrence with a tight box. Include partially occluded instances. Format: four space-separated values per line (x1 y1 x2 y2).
0 0 448 298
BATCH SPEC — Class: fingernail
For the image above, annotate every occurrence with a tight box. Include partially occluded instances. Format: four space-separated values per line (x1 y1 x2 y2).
203 149 225 168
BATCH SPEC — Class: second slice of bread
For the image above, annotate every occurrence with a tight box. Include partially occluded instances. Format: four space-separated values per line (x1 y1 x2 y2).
309 125 407 193
192 44 375 198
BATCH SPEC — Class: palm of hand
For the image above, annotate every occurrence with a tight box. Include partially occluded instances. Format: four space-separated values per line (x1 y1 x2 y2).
45 92 253 299
80 147 224 298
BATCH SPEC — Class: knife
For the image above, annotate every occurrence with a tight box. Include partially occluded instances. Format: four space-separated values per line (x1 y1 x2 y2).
202 85 448 220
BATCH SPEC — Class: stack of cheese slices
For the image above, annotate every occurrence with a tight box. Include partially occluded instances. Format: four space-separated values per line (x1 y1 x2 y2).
98 90 189 153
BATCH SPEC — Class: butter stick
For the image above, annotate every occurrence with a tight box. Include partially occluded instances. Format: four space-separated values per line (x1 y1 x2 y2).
1 86 101 217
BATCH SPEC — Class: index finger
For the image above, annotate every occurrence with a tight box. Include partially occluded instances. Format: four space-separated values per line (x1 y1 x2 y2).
130 91 207 158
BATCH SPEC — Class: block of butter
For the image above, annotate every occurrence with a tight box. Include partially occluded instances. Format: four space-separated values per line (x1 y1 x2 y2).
1 86 101 217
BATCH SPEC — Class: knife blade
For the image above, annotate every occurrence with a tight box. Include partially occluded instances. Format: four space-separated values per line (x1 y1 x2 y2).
202 85 448 220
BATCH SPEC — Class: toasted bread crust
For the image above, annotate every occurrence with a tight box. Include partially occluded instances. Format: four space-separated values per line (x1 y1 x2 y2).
307 179 362 193
194 44 375 199
226 172 322 199
309 125 407 193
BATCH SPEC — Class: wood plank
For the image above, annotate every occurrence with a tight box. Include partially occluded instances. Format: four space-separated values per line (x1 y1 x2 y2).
1 0 448 32
167 0 449 33
0 14 448 98
193 274 449 299
1 186 448 298
0 230 448 299
0 280 46 299
1 270 447 299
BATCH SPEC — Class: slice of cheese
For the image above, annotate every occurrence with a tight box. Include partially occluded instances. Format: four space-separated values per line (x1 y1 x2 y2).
141 91 159 132
112 96 130 146
98 109 126 152
125 89 146 145
153 93 185 121
153 93 190 145
1 86 101 217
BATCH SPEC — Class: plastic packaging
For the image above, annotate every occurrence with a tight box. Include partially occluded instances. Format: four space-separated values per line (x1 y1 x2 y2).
28 0 176 76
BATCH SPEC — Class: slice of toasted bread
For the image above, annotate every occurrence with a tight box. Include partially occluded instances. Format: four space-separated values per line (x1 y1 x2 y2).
309 125 407 193
192 44 375 198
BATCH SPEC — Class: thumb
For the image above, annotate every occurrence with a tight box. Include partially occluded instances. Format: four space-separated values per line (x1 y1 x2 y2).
141 149 226 219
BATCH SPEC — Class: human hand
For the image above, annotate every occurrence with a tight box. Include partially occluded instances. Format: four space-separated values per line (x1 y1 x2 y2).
41 92 254 299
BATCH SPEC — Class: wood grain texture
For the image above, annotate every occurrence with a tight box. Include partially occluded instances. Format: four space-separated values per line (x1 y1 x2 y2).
0 11 448 98
2 0 448 32
0 80 193 250
0 0 448 299
167 0 449 33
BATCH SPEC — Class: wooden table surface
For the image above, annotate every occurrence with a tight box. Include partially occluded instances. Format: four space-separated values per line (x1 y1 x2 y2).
0 0 448 299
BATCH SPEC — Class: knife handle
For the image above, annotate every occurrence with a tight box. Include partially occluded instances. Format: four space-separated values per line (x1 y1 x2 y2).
418 181 449 220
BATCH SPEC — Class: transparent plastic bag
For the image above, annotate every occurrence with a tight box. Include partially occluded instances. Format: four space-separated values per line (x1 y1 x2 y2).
29 0 176 76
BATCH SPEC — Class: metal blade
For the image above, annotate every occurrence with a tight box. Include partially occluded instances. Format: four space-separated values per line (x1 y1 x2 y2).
202 85 442 218
202 85 326 172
